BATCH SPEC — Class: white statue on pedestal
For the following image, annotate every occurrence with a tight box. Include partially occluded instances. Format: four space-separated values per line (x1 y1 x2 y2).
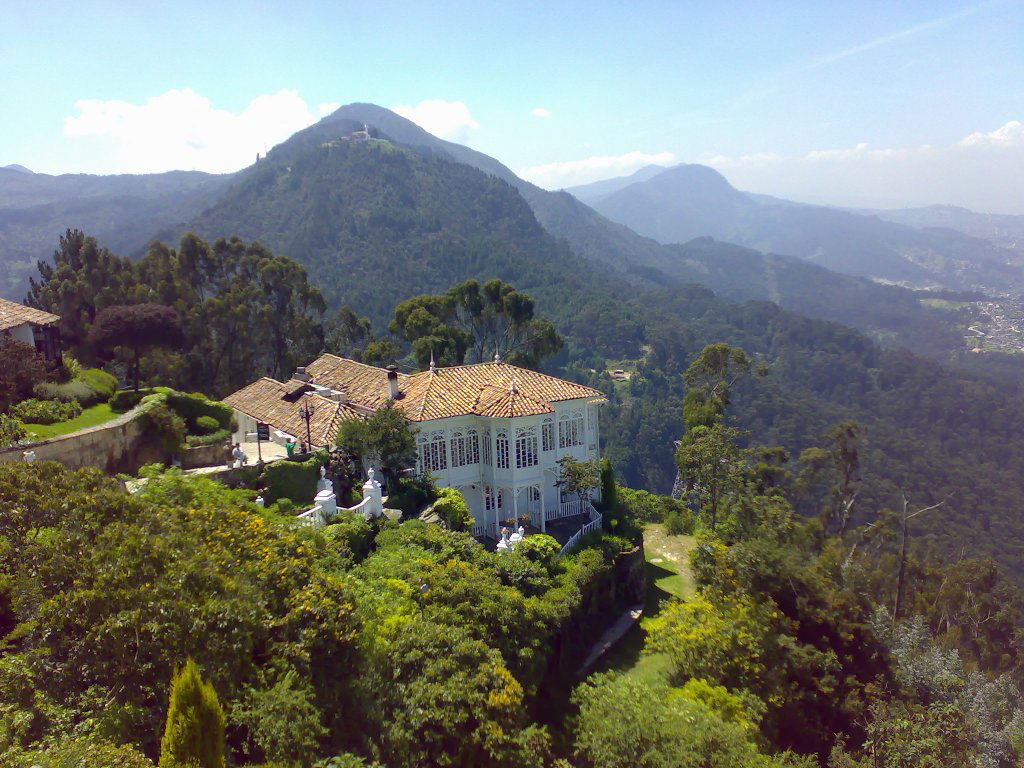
362 468 383 519
317 465 333 493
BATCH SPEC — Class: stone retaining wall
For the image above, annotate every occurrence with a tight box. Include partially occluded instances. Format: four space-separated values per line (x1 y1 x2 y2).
0 406 166 474
181 441 232 470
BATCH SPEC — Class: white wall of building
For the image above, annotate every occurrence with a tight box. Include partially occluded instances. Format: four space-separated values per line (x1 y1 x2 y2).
413 399 603 536
9 323 34 347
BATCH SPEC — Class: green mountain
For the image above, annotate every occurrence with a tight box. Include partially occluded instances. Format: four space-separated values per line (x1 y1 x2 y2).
573 163 1024 292
310 107 970 358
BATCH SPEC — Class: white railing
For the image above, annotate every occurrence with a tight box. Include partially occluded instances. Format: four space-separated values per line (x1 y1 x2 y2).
558 501 602 557
548 499 584 521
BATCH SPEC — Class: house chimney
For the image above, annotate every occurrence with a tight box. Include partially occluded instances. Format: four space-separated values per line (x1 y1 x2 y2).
386 365 401 399
293 366 312 382
331 388 349 405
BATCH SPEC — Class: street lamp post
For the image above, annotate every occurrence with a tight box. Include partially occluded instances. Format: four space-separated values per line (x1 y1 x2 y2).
301 398 315 452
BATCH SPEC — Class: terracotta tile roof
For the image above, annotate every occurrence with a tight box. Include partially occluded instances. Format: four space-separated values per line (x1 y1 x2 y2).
0 298 59 332
223 377 363 448
397 361 603 422
306 354 408 410
237 355 605 428
472 385 555 418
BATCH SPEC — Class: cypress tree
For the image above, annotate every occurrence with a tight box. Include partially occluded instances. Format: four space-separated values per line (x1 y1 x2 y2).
159 659 226 768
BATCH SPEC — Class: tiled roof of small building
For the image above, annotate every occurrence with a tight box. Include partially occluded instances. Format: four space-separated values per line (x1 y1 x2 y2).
0 298 59 332
223 377 363 448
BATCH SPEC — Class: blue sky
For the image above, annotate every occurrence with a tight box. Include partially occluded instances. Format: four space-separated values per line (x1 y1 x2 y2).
3 0 1024 211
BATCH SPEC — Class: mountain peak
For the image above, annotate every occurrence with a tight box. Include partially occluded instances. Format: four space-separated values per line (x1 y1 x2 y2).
2 164 32 174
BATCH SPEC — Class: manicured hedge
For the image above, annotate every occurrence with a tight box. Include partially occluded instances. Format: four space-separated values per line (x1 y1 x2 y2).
261 456 322 505
185 428 231 448
77 369 117 401
35 368 116 408
166 392 233 431
10 398 82 425
195 415 220 434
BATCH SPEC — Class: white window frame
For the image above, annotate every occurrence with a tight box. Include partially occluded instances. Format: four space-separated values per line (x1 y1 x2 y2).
485 485 504 512
541 418 554 452
496 430 510 469
419 429 448 473
449 428 480 468
558 409 584 448
515 426 538 469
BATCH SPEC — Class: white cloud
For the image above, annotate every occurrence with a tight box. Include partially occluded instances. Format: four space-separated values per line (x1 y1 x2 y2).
530 107 552 118
959 120 1023 147
518 151 676 189
699 121 1024 213
391 99 479 143
64 88 330 174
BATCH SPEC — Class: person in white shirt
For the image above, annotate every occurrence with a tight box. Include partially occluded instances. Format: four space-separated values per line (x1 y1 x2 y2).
232 443 248 468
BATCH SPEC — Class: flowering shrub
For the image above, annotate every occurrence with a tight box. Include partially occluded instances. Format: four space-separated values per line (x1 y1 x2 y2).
10 398 82 425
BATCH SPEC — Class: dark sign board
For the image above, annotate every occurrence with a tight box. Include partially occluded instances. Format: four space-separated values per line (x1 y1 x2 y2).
256 422 270 441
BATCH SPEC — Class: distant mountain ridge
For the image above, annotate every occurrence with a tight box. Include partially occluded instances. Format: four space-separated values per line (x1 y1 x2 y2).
849 204 1024 250
0 167 231 297
569 164 1024 292
564 164 667 203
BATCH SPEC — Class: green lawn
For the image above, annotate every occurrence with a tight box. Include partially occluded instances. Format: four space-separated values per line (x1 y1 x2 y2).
24 403 120 440
590 524 695 684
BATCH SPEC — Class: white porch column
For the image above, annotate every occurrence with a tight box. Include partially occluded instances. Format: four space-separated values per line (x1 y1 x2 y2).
540 484 546 533
512 485 519 527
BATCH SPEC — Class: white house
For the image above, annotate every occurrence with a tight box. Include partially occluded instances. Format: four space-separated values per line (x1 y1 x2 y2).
0 298 61 362
225 353 606 539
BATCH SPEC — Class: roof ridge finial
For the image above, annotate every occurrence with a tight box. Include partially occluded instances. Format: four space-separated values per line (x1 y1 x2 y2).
493 350 502 364
429 348 437 373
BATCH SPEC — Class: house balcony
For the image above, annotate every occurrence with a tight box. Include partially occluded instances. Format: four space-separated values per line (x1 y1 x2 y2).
473 499 603 557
